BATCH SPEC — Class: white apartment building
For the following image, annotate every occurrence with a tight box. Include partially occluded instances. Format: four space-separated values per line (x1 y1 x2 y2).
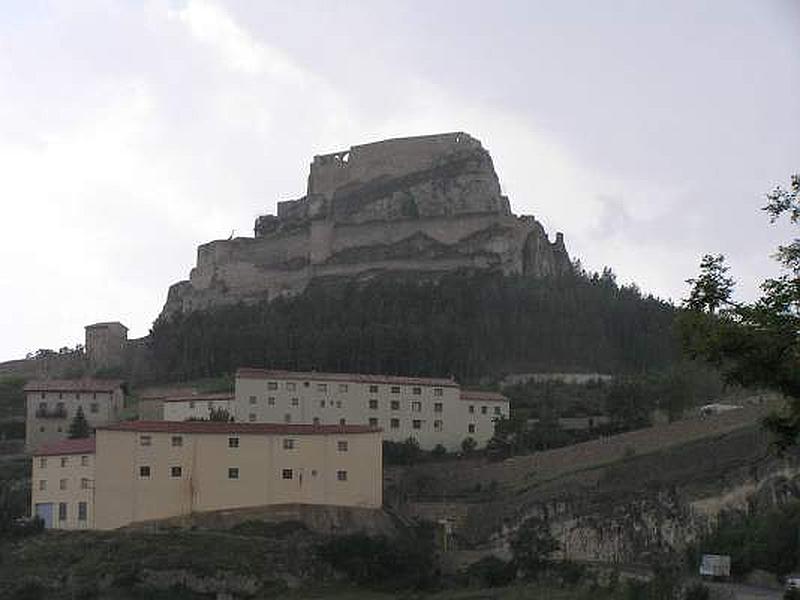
25 379 125 452
234 369 509 451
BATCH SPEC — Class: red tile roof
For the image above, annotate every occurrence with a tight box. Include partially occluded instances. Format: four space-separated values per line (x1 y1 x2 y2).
460 390 508 402
24 379 124 393
161 393 234 404
98 420 381 436
33 437 96 457
237 368 458 388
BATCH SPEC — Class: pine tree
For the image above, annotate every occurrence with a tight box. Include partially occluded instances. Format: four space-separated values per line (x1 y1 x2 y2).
67 406 91 439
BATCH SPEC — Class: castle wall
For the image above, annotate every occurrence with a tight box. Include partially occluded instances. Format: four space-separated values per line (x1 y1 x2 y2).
308 132 480 199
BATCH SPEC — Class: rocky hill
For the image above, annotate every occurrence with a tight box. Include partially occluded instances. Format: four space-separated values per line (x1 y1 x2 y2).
162 132 571 318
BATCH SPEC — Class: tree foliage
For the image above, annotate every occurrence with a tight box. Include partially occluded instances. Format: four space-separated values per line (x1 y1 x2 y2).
67 406 90 439
149 269 678 384
509 515 560 579
680 174 800 449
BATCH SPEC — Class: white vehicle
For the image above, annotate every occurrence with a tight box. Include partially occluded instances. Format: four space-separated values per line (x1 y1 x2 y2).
699 554 731 579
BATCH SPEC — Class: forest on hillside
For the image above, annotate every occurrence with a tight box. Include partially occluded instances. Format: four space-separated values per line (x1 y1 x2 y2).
148 268 678 384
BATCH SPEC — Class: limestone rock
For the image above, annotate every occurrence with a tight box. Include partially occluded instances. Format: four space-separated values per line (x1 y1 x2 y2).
161 132 571 318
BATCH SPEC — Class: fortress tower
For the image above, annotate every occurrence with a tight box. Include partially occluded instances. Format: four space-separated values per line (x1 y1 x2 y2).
85 322 128 372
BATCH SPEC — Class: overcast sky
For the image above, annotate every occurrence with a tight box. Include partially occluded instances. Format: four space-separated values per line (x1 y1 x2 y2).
1 0 798 362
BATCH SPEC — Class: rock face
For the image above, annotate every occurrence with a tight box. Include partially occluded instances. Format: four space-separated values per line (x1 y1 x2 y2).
161 132 571 318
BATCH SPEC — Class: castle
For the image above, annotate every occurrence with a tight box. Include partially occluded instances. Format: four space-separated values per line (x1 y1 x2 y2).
161 132 571 318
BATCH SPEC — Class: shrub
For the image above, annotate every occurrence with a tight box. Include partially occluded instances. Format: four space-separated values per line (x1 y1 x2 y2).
684 582 710 600
465 555 516 587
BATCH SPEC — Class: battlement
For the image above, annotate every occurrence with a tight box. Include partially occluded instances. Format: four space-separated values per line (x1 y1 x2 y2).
307 132 481 199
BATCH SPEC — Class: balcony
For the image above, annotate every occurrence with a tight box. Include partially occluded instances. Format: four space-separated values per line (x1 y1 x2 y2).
35 408 67 419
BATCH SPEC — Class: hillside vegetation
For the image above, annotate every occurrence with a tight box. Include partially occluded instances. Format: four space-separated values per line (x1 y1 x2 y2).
149 269 677 383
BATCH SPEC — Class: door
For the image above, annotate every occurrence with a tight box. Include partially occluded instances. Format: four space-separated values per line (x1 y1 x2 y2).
35 503 53 529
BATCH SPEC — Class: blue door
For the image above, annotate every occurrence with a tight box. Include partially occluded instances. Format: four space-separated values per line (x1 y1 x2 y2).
35 503 53 528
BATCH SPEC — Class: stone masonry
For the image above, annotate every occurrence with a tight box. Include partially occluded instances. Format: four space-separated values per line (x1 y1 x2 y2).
161 132 571 318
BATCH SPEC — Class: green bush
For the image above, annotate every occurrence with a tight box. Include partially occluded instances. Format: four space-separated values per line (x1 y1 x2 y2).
684 582 710 600
465 556 516 587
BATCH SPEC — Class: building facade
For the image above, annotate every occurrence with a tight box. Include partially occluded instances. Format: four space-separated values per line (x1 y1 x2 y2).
31 438 96 529
234 369 508 450
93 421 382 530
162 394 234 421
24 379 125 451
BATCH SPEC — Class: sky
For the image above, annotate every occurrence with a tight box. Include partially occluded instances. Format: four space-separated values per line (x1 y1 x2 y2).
1 0 798 361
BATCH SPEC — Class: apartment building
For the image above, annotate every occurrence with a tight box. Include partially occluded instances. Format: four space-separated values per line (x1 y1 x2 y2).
31 438 96 529
93 421 382 529
162 393 234 421
25 379 125 451
234 369 509 450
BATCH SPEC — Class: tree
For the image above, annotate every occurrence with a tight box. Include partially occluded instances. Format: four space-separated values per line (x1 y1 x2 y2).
208 406 233 422
461 436 477 455
509 515 560 579
680 174 800 449
67 406 90 439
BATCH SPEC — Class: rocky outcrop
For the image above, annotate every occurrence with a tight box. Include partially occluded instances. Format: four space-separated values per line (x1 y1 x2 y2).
161 132 571 318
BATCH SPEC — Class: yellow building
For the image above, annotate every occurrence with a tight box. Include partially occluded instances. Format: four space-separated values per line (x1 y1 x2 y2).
31 438 96 529
93 421 383 530
234 369 509 451
25 379 125 452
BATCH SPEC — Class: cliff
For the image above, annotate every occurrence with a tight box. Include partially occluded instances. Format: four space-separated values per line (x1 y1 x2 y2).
161 132 571 318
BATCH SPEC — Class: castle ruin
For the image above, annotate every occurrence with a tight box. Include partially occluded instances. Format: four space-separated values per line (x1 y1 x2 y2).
161 132 571 318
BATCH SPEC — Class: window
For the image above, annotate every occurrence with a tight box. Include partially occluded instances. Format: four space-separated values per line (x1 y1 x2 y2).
81 455 89 466
313 417 320 425
413 387 422 395
434 402 443 413
369 418 379 427
390 400 400 410
249 395 257 405
58 502 67 521
90 403 99 414
317 383 327 393
40 392 45 399
412 420 422 429
38 402 46 411
369 399 378 410
58 393 63 400
494 406 501 415
76 393 80 400
468 424 476 434
228 437 239 448
434 388 443 397
468 405 475 414
369 384 379 393
170 466 182 478
286 382 296 391
39 426 45 433
283 438 295 450
39 480 46 491
248 413 256 422
81 478 89 490
291 397 299 406
188 400 195 409
228 467 239 479
282 468 293 480
78 502 87 521
56 402 65 412
207 401 213 409
59 478 67 490
92 393 97 400
57 426 62 433
267 382 278 390
269 397 276 406
337 470 348 481
39 457 47 469
339 418 346 425
284 414 291 423
337 440 348 452
139 466 150 478
336 400 342 408
390 386 401 394
140 435 152 446
390 418 399 429
482 406 488 415
320 400 326 408
434 420 443 432
338 384 348 393
171 436 183 447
